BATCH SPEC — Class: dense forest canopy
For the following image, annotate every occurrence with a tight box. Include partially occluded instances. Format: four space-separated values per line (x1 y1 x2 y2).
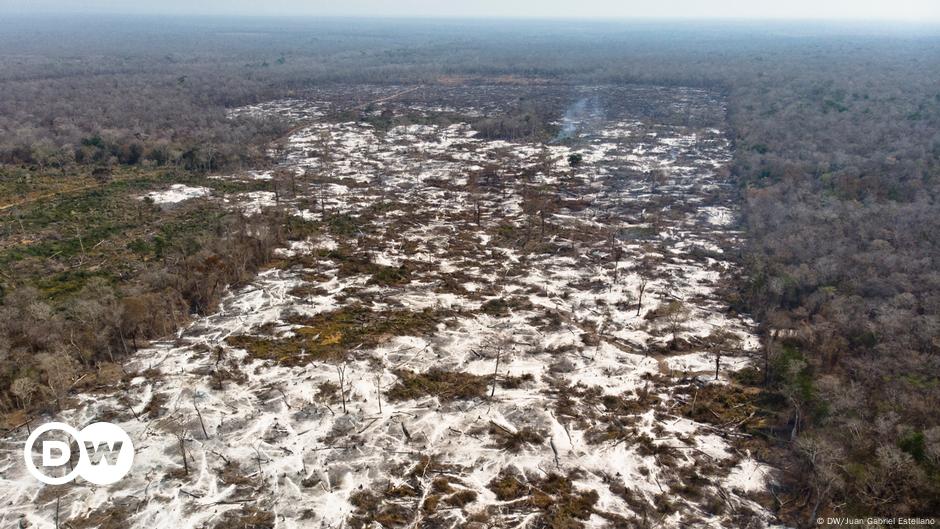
1 15 939 526
2 16 937 168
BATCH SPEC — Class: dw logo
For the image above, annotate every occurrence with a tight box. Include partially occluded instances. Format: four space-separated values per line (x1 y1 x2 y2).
23 422 134 485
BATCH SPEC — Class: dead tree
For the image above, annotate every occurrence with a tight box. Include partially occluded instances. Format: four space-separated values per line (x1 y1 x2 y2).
490 346 502 399
374 373 383 414
214 368 225 391
610 236 624 283
707 330 740 381
488 328 513 399
336 363 349 414
252 444 265 477
172 423 190 476
663 300 690 349
315 130 334 219
636 278 648 317
193 398 210 439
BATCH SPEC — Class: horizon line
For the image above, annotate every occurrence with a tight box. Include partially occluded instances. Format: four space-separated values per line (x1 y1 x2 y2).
2 12 940 24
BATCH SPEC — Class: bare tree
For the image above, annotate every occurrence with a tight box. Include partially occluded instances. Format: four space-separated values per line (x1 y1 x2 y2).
706 330 741 381
374 373 383 414
171 421 190 476
336 363 349 414
10 377 39 409
488 328 512 399
490 346 502 399
37 352 80 411
636 277 648 317
193 397 210 440
662 301 690 349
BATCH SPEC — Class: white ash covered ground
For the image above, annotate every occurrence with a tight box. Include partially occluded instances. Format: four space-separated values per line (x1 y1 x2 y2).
2 85 783 529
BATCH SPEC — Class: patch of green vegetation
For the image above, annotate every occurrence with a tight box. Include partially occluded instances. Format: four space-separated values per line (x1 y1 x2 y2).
327 213 367 238
0 168 246 301
732 366 764 386
228 306 450 365
387 368 488 402
33 269 113 299
899 431 927 463
203 178 275 195
291 305 447 346
773 344 815 404
6 222 134 263
326 250 423 286
152 204 231 258
369 264 411 286
677 383 767 431
493 222 518 242
367 201 407 214
620 225 658 240
897 373 940 390
225 333 331 364
126 237 152 255
7 170 176 231
480 296 533 316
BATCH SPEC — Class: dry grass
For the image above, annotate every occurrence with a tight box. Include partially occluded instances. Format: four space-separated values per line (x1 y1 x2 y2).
386 369 488 402
676 383 764 430
347 455 475 528
142 392 167 419
67 505 131 529
484 424 547 452
211 505 275 529
226 306 451 366
487 469 599 528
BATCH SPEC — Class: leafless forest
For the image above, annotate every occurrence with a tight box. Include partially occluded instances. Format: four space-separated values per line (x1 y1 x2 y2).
0 16 939 528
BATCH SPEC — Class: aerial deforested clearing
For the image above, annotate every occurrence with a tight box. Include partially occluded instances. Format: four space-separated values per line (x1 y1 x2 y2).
2 84 781 528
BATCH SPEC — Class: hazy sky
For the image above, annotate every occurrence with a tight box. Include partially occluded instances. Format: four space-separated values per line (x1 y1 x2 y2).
2 0 939 21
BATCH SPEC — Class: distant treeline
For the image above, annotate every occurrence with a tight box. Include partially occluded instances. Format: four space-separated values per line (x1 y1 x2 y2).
0 15 938 525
